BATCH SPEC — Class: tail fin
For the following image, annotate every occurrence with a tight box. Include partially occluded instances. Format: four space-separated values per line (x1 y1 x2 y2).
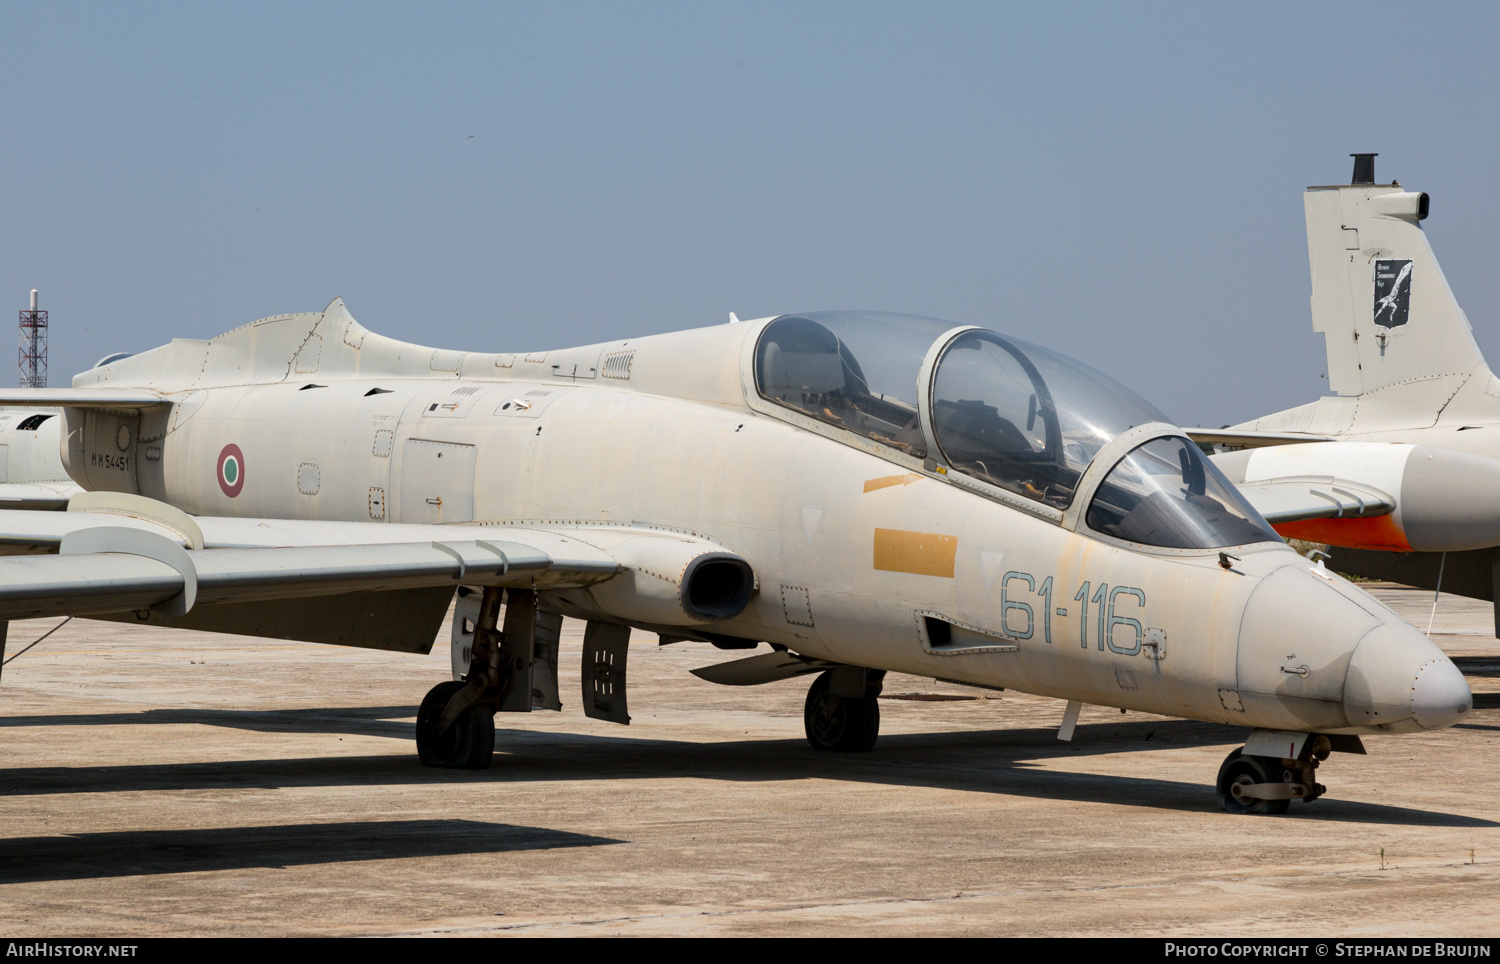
1307 154 1488 397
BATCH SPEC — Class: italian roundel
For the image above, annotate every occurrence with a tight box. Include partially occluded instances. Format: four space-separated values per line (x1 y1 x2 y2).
217 443 245 498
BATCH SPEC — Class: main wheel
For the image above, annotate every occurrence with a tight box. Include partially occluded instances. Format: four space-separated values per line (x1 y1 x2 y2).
462 707 495 770
804 671 880 752
417 680 476 768
1216 748 1290 815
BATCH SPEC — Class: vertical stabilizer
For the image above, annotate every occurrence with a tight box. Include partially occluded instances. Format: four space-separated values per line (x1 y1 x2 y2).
1307 155 1486 398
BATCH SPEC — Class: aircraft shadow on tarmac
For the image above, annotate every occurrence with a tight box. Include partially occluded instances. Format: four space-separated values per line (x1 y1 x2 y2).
0 705 418 740
0 708 1492 828
0 819 619 885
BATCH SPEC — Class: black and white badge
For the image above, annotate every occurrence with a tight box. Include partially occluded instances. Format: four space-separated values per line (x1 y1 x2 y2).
1374 259 1413 329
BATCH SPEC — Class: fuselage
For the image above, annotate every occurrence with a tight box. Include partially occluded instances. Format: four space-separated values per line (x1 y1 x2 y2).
57 303 1471 736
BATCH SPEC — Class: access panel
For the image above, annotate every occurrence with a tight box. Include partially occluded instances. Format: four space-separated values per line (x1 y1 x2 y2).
399 439 477 524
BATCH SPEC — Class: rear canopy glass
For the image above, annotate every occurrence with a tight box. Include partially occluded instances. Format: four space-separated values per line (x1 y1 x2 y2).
755 312 954 458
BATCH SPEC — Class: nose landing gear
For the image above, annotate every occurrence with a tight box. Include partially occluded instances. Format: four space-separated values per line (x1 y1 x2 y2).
804 668 884 752
1216 736 1332 815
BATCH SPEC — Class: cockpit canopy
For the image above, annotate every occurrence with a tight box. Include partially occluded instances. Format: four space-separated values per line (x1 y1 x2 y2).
755 311 1167 509
754 311 1279 549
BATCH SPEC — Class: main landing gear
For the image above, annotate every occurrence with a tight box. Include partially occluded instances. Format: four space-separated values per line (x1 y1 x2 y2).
416 679 496 769
804 668 885 752
1216 734 1337 815
416 586 537 770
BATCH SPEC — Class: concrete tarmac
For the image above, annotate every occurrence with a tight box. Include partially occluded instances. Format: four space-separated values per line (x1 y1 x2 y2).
1 585 1499 937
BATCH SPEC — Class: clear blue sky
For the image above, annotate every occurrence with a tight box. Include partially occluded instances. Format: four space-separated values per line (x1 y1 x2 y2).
4 2 1499 427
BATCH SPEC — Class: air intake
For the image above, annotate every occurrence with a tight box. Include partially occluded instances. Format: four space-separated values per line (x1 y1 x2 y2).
681 553 756 620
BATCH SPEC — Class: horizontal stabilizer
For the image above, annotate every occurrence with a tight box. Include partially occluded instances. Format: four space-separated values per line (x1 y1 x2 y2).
691 650 839 686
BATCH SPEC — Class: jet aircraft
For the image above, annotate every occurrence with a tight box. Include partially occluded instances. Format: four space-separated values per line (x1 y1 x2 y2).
0 300 1472 814
1197 155 1500 631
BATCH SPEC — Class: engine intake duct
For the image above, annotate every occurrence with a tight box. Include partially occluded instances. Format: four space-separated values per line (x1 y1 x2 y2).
560 533 757 627
682 553 755 620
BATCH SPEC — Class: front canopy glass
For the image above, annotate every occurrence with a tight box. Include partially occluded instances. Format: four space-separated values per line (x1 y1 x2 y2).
928 330 1169 508
1085 436 1281 549
753 311 1174 509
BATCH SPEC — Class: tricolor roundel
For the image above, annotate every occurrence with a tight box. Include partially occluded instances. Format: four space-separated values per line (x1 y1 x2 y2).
217 443 245 498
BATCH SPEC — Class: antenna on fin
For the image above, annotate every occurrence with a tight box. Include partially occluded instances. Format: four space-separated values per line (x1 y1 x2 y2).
1350 153 1378 185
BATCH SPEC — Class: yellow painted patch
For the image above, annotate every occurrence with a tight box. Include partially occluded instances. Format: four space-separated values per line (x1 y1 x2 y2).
863 473 922 493
873 528 958 578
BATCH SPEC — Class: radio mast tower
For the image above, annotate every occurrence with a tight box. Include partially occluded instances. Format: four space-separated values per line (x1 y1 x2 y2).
18 289 47 389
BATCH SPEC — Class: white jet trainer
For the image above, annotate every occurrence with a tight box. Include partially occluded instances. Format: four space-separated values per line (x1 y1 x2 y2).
0 304 1472 814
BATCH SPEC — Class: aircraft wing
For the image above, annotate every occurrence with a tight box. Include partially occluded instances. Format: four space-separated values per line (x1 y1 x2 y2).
0 389 167 409
1233 479 1394 525
0 504 624 561
0 506 625 652
1185 428 1335 449
0 482 81 511
0 520 621 622
0 501 762 653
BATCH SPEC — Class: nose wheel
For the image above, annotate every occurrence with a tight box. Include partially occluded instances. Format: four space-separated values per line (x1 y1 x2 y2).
1216 744 1328 815
803 670 880 752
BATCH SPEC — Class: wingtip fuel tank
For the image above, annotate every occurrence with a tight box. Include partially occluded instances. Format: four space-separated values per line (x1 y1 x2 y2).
1216 441 1500 552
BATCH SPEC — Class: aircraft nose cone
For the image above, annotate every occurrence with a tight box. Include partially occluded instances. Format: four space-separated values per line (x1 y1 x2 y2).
1410 656 1473 730
1343 622 1472 731
1237 565 1383 726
